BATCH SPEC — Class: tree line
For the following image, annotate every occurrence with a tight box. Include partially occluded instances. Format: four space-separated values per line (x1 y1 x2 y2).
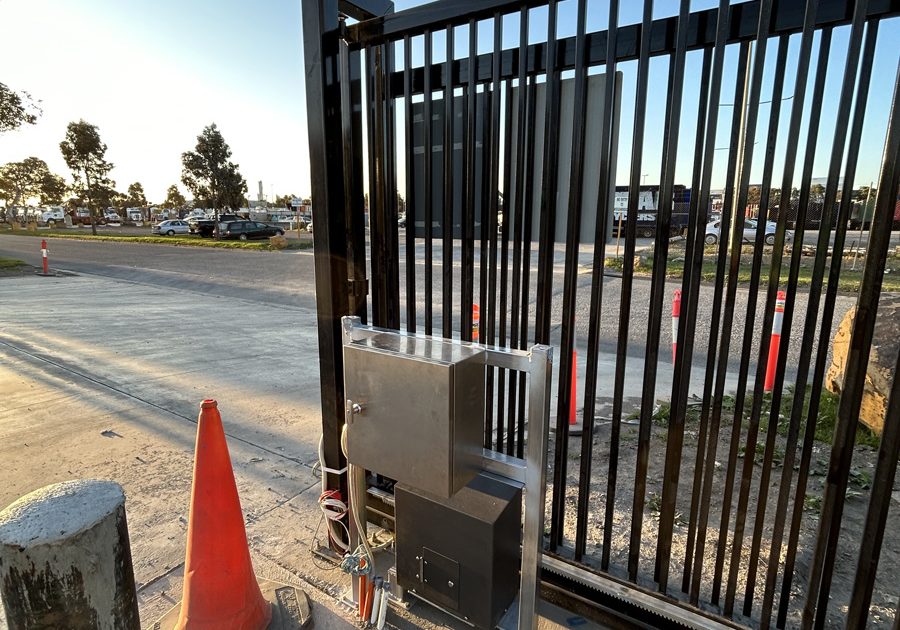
0 81 248 234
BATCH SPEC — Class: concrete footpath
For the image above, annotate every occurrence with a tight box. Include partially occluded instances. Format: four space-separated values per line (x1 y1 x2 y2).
0 272 599 629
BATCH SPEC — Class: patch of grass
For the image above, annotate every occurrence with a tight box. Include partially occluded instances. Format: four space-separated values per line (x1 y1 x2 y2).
0 256 26 269
0 230 312 251
803 494 822 512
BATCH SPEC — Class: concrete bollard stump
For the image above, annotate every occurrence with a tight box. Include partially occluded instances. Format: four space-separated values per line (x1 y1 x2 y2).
0 479 140 630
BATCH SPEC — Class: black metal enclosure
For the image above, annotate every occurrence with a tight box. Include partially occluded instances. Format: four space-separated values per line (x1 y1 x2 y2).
303 0 900 627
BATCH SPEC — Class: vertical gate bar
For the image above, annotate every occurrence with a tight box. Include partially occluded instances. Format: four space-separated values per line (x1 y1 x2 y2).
576 0 619 562
721 24 789 618
824 32 887 630
507 7 530 458
385 42 401 329
759 21 875 626
724 33 791 617
501 77 515 454
461 18 477 343
689 40 751 606
518 79 538 460
669 8 728 593
366 47 379 322
302 0 350 514
769 28 837 629
404 35 416 333
552 0 589 554
481 83 494 448
370 42 399 329
708 34 767 606
534 0 560 347
655 42 713 593
424 30 434 334
749 2 819 623
442 25 454 339
847 250 900 628
603 0 653 572
679 2 730 592
628 0 691 583
341 44 368 325
486 13 504 450
809 67 900 627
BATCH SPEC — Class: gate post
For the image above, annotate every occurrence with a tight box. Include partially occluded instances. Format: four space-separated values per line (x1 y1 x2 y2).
302 0 353 500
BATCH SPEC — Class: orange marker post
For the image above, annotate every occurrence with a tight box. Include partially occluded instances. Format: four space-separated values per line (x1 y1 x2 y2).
764 291 787 392
41 239 49 275
472 304 480 342
671 290 682 364
569 328 578 426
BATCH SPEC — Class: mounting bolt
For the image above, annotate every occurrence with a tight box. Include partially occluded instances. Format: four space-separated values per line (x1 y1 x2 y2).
447 580 454 588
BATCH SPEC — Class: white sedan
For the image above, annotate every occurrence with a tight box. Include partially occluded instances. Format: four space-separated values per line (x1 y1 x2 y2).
151 220 190 236
705 218 789 246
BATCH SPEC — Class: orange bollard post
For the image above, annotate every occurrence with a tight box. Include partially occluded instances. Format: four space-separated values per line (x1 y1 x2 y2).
41 239 49 275
569 348 578 426
764 291 787 392
472 304 480 342
172 400 272 630
672 290 682 364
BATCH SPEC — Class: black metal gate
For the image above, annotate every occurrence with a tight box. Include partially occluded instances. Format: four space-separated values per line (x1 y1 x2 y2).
303 0 900 626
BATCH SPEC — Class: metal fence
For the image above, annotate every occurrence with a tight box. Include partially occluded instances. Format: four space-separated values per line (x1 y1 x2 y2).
303 0 900 627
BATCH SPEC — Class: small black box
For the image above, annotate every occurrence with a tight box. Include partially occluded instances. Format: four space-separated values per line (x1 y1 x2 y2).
395 473 522 629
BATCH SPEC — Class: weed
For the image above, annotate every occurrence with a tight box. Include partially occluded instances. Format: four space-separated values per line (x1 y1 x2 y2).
803 494 822 512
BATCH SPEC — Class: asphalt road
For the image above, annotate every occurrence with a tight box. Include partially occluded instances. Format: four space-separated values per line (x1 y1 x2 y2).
0 232 859 402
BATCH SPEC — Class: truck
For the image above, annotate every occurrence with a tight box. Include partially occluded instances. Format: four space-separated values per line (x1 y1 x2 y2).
40 207 66 226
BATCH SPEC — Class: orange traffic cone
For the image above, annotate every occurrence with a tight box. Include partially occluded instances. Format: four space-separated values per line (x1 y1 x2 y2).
174 400 272 630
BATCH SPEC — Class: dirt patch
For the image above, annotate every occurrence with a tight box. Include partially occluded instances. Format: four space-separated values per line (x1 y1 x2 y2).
550 393 898 628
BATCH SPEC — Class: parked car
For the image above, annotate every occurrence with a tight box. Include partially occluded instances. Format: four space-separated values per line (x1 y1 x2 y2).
104 210 122 223
221 221 285 241
151 220 190 236
705 218 788 246
190 214 242 237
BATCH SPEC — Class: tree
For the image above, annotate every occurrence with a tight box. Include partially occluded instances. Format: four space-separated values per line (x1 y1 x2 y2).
181 123 247 237
60 120 115 235
747 186 761 206
126 182 147 208
163 184 187 210
39 173 67 205
810 183 825 200
0 82 40 133
0 157 62 221
855 185 876 202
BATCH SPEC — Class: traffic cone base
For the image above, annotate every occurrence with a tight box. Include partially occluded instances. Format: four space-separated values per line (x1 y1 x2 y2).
156 579 312 630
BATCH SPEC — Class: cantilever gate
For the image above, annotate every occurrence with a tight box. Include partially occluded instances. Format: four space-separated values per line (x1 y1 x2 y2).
304 0 900 627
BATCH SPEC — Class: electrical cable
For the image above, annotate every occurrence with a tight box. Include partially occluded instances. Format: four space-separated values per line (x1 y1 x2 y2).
318 434 350 553
341 423 374 573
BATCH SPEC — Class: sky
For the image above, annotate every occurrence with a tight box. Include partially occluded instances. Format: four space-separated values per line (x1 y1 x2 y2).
1 0 898 205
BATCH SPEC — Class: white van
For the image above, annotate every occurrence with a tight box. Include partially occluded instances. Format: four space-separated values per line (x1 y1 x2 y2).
126 208 144 224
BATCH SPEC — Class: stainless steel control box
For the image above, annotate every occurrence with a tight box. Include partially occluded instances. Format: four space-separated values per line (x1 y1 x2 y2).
343 332 485 498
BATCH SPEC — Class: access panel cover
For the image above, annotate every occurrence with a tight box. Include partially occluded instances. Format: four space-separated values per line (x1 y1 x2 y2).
343 332 485 498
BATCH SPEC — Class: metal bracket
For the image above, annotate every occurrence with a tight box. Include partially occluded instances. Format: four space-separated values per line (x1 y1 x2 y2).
348 278 369 299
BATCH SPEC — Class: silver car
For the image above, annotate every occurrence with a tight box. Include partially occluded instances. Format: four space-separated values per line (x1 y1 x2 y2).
152 220 190 236
705 218 789 246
